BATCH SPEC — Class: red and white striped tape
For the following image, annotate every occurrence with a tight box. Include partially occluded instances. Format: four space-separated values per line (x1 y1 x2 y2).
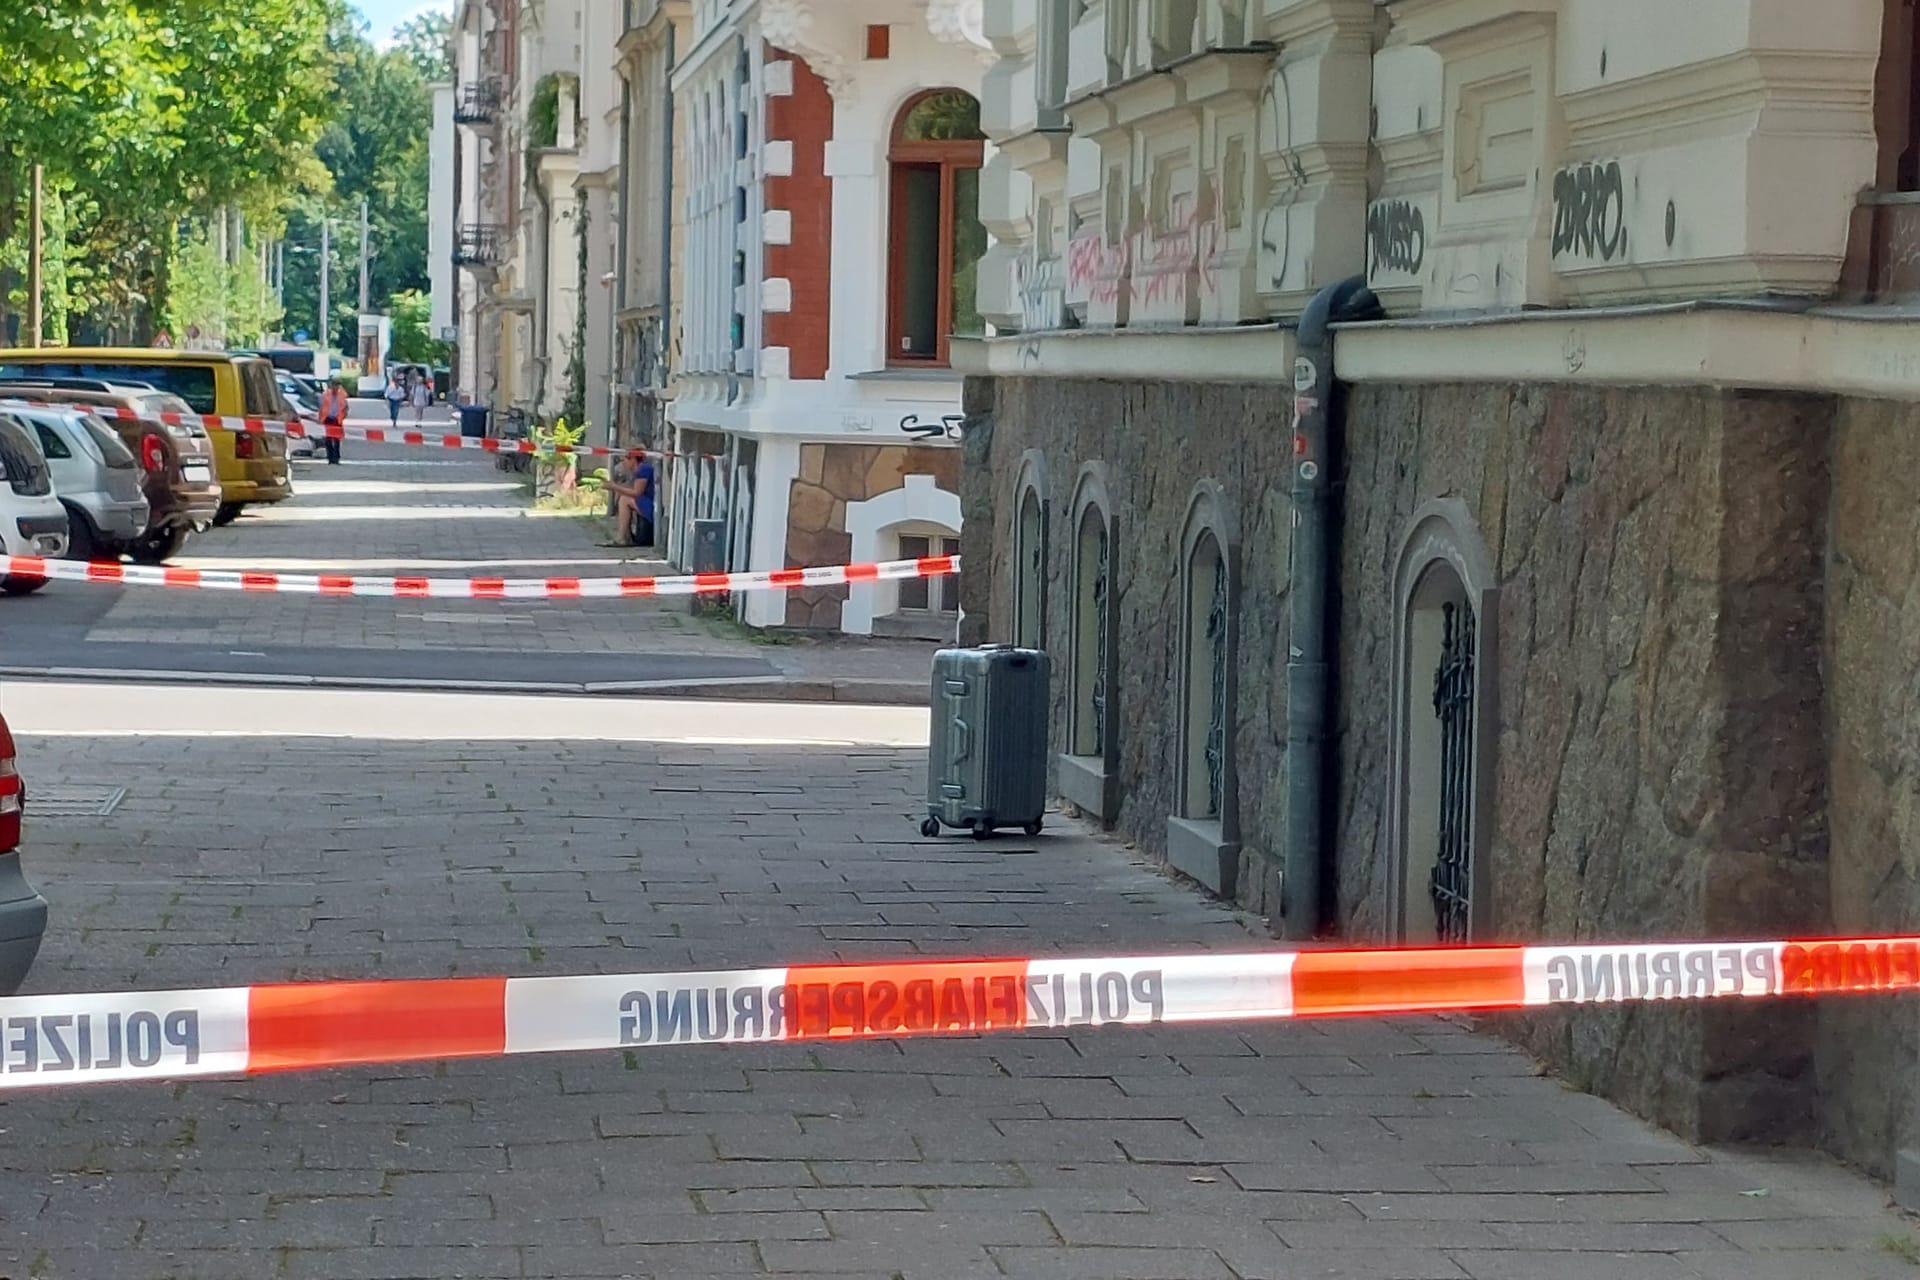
0 397 723 464
0 935 1910 1090
0 553 960 598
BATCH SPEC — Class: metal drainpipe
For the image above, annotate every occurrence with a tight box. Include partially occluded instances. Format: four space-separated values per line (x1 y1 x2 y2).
1281 275 1383 942
659 21 677 433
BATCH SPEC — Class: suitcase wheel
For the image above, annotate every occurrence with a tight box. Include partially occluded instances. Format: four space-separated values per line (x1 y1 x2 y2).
1023 818 1043 837
971 825 995 841
919 818 941 838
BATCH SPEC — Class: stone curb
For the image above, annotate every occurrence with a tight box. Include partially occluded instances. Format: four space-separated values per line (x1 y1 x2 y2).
0 666 930 706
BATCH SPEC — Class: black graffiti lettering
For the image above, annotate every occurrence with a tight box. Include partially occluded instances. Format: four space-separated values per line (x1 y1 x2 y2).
1366 200 1426 275
1552 161 1629 261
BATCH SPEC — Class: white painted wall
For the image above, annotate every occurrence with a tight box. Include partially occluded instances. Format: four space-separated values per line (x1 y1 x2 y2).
666 3 987 632
843 474 965 635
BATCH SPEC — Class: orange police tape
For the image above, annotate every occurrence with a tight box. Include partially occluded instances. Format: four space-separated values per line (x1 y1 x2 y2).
0 553 960 599
0 936 1916 1089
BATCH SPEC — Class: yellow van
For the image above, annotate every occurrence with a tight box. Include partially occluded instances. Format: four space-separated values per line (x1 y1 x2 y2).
0 348 292 525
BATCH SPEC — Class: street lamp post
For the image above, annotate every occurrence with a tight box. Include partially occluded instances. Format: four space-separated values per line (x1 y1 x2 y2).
319 218 331 356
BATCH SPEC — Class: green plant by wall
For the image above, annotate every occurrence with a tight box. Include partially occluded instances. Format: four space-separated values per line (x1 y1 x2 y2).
525 73 579 168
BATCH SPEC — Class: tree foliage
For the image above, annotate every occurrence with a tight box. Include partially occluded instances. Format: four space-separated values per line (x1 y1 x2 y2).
394 10 452 81
279 12 436 352
0 2 439 352
386 289 449 366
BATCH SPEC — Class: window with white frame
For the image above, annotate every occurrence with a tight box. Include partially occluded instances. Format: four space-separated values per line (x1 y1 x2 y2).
895 527 960 615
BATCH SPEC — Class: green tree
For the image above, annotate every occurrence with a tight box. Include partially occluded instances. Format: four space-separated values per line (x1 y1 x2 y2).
0 0 346 342
278 14 433 348
394 10 452 81
386 289 449 365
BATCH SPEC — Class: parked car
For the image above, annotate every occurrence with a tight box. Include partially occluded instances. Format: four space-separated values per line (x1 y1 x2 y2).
0 409 69 594
276 370 323 458
0 380 222 563
0 708 46 996
10 405 151 561
0 349 292 526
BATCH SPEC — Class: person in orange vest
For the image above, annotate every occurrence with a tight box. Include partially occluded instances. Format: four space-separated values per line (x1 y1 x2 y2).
318 376 349 466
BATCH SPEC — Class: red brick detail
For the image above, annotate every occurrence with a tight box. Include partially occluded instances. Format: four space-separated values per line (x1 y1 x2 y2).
763 48 834 381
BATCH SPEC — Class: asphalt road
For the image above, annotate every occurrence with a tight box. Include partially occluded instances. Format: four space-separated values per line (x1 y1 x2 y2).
0 424 789 693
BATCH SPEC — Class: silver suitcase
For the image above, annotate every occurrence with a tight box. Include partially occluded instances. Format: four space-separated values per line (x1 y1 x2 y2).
920 645 1050 840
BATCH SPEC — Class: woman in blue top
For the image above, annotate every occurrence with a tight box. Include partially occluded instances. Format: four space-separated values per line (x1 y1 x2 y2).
606 449 655 548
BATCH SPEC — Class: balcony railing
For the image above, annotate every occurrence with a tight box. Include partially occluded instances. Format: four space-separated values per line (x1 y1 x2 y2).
454 79 503 125
454 224 507 268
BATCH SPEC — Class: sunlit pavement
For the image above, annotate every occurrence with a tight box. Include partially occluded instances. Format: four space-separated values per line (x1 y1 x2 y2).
0 687 1911 1280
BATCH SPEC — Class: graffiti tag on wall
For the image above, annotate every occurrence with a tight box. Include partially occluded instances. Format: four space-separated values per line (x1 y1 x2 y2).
1366 199 1426 277
1067 234 1129 308
1552 161 1629 262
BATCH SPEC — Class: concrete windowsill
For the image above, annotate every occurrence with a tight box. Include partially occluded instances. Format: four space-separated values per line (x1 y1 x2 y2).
847 368 965 383
1166 815 1239 899
1056 752 1114 821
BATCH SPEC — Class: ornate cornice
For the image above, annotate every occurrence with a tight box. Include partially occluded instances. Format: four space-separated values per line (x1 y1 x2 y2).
922 0 993 64
758 0 856 99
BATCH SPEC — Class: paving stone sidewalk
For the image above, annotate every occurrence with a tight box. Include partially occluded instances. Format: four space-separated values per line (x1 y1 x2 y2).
2 727 1913 1279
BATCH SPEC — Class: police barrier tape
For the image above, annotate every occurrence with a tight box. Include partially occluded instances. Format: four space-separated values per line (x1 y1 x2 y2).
0 553 959 599
0 397 723 464
2 936 1917 1089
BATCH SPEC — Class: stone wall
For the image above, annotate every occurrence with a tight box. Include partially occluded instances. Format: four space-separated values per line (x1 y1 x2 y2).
963 375 1297 919
1819 397 1920 1180
1337 383 1833 1145
783 443 961 629
963 372 1847 1148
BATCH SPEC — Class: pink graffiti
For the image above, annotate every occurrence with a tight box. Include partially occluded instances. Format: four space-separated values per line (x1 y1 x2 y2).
1129 192 1225 310
1068 233 1129 308
1066 186 1232 317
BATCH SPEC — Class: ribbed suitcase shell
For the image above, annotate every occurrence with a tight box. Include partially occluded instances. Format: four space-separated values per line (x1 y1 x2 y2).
922 645 1050 838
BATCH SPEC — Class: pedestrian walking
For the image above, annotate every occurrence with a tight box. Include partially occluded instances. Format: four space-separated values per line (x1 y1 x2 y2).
411 375 432 425
318 376 349 466
384 374 405 426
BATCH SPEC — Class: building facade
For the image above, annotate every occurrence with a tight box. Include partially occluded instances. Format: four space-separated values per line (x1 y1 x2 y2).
644 0 994 634
961 0 1920 1180
448 0 589 423
612 0 693 460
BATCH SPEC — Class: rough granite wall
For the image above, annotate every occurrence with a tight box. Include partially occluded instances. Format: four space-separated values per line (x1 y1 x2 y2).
1336 384 1833 1144
962 375 1295 917
965 373 1844 1147
1820 397 1920 1180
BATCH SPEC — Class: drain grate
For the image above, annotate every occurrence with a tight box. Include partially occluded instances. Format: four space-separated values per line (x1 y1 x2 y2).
27 785 128 818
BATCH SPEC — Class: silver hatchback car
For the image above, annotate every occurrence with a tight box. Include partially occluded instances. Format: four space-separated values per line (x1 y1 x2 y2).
13 406 149 560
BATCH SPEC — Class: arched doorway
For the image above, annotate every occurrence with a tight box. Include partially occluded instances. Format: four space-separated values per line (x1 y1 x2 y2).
887 89 987 367
1387 500 1499 945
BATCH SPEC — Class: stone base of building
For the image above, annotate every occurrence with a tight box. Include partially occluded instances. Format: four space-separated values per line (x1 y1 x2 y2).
961 367 1920 1177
